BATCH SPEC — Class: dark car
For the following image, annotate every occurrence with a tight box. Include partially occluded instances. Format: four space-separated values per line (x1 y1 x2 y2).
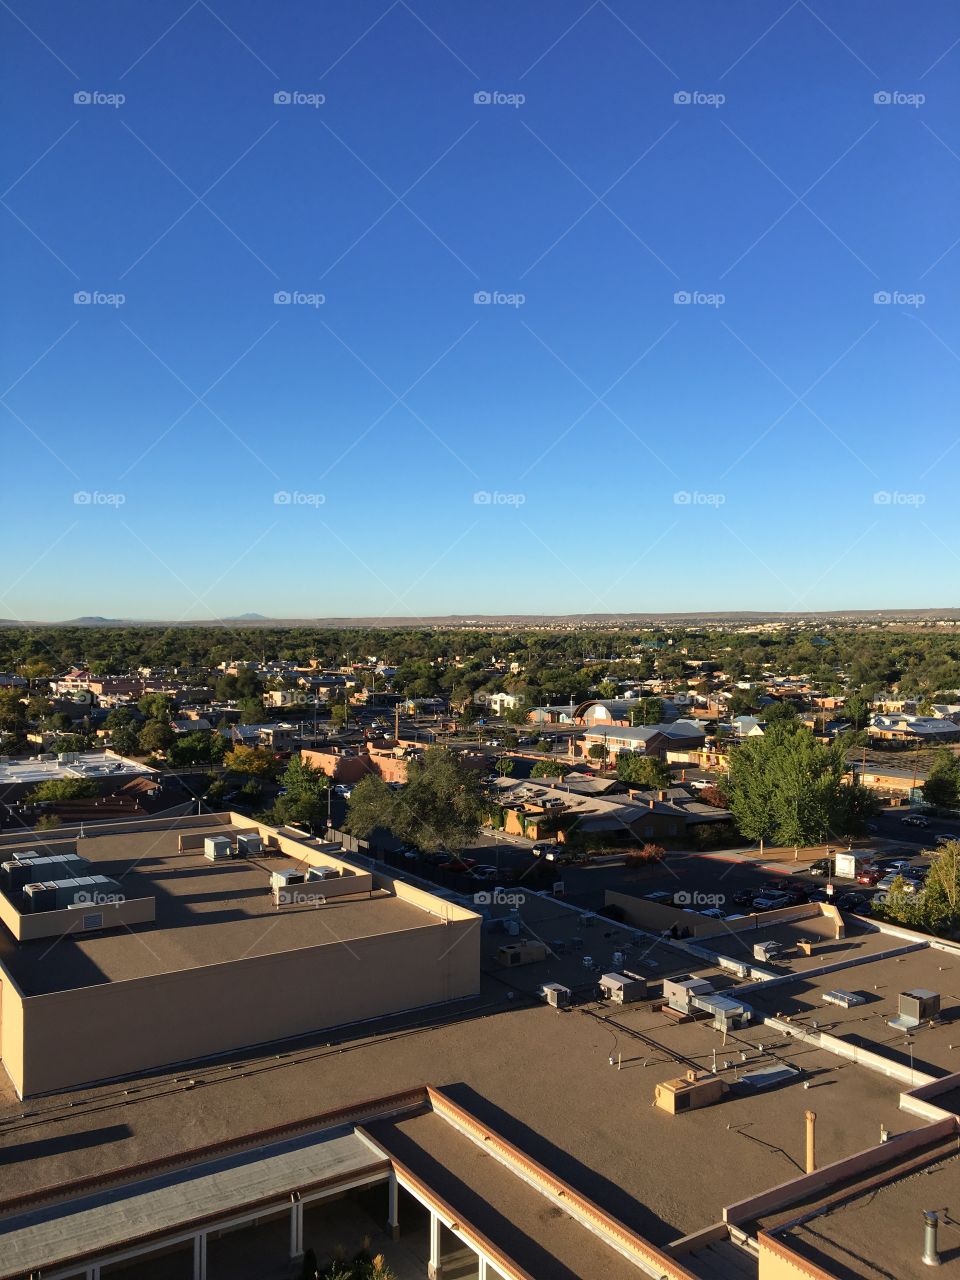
732 888 759 907
808 859 832 877
836 892 868 912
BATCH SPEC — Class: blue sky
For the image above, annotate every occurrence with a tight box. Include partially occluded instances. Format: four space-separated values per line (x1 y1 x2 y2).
2 1 959 621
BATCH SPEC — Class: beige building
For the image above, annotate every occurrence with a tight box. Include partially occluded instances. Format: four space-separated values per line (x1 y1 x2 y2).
0 814 480 1098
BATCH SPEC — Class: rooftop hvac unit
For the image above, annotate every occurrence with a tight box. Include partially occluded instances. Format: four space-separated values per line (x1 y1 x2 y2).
4 854 89 893
663 976 713 1013
235 833 262 857
718 955 751 979
542 982 572 1008
754 941 786 963
203 836 232 862
889 989 941 1030
306 866 340 881
22 882 58 913
822 990 866 1009
270 868 305 892
599 973 646 1004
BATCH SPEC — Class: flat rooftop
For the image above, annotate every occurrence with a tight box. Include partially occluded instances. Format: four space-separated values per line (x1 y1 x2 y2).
0 961 908 1247
364 1106 650 1280
767 1146 960 1280
0 752 152 787
697 916 906 975
747 945 960 1078
0 825 441 996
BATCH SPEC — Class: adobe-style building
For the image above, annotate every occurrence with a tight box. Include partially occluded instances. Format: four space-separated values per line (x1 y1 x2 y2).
0 814 480 1098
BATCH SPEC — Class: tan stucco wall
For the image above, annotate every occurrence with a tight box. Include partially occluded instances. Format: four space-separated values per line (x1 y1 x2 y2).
15 915 480 1096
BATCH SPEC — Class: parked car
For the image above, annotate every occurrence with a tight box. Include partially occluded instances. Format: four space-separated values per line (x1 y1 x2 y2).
732 888 759 907
466 865 498 882
518 736 537 745
808 859 832 877
857 867 882 885
805 887 829 903
877 873 919 895
531 843 562 859
700 907 727 920
901 815 929 827
752 892 794 910
836 891 869 912
333 784 353 798
936 834 960 845
885 859 914 874
395 844 420 861
645 890 675 904
437 857 476 873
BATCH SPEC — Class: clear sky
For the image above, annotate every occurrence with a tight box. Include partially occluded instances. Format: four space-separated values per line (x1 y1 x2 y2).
2 1 959 621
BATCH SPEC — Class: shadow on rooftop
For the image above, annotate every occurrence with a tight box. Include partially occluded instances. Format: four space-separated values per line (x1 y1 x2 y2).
437 1083 678 1246
0 1123 132 1167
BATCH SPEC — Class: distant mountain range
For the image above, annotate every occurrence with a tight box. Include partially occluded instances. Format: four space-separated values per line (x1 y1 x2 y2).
1 609 959 629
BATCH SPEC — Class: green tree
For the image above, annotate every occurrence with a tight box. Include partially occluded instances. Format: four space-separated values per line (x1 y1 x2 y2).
331 704 349 731
495 756 514 777
27 777 99 803
629 698 663 727
922 749 960 810
238 697 265 726
167 731 227 767
138 719 174 755
224 744 279 777
346 748 485 852
109 723 141 756
503 703 528 726
842 693 870 730
597 680 617 700
726 722 873 848
531 759 570 779
615 754 672 789
137 693 173 722
272 755 330 831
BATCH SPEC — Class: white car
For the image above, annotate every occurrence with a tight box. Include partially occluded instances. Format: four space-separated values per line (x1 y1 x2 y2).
467 865 498 881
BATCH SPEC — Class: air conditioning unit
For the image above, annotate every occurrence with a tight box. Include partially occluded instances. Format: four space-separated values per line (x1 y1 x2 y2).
890 989 940 1029
542 982 572 1008
235 833 262 857
204 836 232 861
270 868 305 892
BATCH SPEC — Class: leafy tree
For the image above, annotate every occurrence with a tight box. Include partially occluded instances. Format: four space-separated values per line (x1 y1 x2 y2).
587 744 608 767
331 704 349 731
629 698 663 727
729 689 760 717
842 693 870 730
615 754 672 789
105 706 139 729
35 814 63 831
597 679 617 700
922 749 960 810
759 700 798 723
0 689 26 732
224 745 279 777
495 756 514 777
531 759 570 779
138 719 174 754
137 693 173 722
699 783 729 808
167 731 226 767
346 748 485 852
272 755 329 831
503 703 528 726
238 697 265 725
27 777 99 803
726 722 875 848
109 724 141 756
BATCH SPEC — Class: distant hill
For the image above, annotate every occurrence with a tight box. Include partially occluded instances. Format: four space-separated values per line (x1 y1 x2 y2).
4 608 960 629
